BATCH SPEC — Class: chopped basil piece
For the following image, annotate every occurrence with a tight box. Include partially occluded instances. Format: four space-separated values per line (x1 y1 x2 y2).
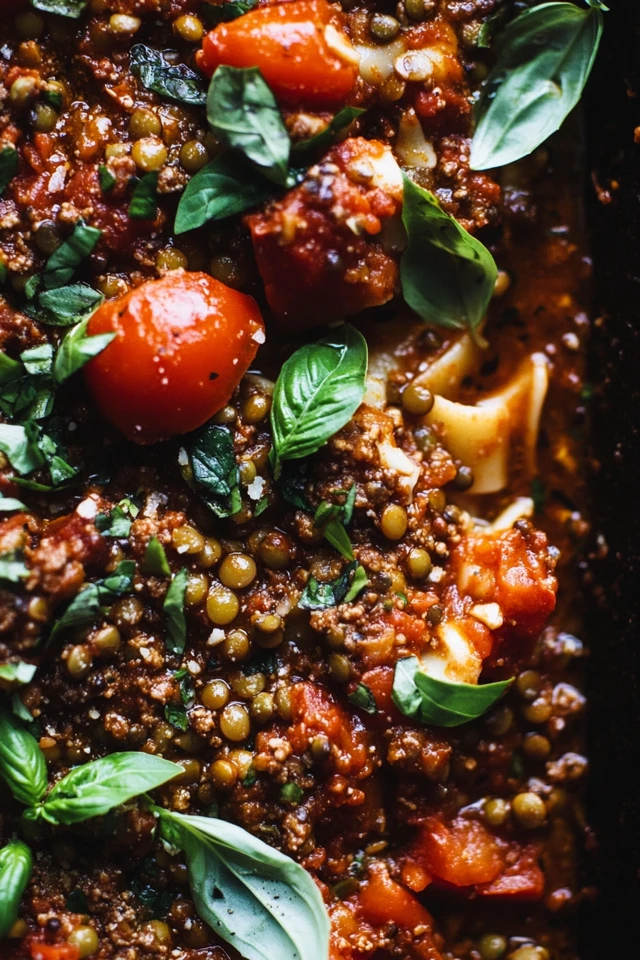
98 164 116 193
207 66 290 187
0 662 36 686
101 560 136 596
344 564 368 603
165 701 189 731
49 563 136 642
95 505 132 538
42 220 102 290
129 172 159 221
0 551 29 584
0 146 18 197
37 283 104 325
175 154 272 234
470 2 606 170
130 44 207 105
0 423 45 476
33 0 88 18
0 496 28 512
163 568 189 655
53 315 115 384
142 536 171 576
292 107 365 159
280 782 303 804
401 174 497 339
392 655 513 727
186 423 242 518
270 325 367 475
348 683 377 715
174 667 195 706
0 842 33 939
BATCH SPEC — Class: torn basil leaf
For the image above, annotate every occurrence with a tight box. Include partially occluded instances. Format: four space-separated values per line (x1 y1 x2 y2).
401 174 497 338
186 423 241 518
175 154 272 235
95 505 132 538
129 172 158 221
42 221 101 290
155 808 330 960
130 44 207 105
299 561 358 611
470 1 605 170
392 655 512 727
0 146 18 197
33 0 88 18
0 662 36 686
207 66 290 187
165 701 189 731
98 165 116 193
0 552 29 585
142 536 171 576
53 315 115 384
0 423 45 476
0 496 27 512
292 107 365 160
348 683 377 715
280 782 303 804
37 283 103 325
163 568 189 655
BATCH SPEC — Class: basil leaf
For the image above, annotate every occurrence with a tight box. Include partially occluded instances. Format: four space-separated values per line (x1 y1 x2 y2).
165 701 189 731
202 0 258 24
33 752 181 826
401 174 496 337
37 283 103 325
101 560 136 596
142 536 171 576
156 808 330 960
21 344 53 377
0 841 33 938
33 0 87 18
0 662 36 685
271 325 367 472
0 551 29 584
0 350 54 422
299 561 358 611
42 221 101 290
292 107 365 159
175 154 272 234
0 146 18 197
0 710 47 806
187 423 241 518
49 584 101 642
278 461 313 512
129 172 158 221
130 45 207 105
344 564 368 603
53 315 115 384
95 505 132 538
0 423 45 475
281 782 303 804
207 66 290 186
0 496 28 512
175 668 195 706
470 2 605 171
0 353 21 384
322 519 354 560
392 655 512 727
98 165 116 193
164 568 188 655
348 683 376 715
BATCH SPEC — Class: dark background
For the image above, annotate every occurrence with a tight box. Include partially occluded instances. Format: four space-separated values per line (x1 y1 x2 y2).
583 0 640 952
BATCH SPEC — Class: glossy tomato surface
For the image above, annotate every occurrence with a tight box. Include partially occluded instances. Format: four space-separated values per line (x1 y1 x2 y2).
84 272 265 443
198 0 358 108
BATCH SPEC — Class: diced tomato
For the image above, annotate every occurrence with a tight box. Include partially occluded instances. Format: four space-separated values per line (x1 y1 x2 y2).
476 844 545 900
357 862 433 929
409 816 505 888
198 0 358 108
289 682 369 774
29 943 80 960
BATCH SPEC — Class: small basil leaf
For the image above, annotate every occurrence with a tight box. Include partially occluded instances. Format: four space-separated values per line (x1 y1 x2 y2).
187 423 242 518
165 701 189 731
322 519 354 561
37 283 103 324
53 316 115 384
270 324 367 472
175 154 272 234
163 568 188 655
207 66 290 186
175 668 195 706
299 561 357 611
292 107 365 159
0 841 33 938
470 2 605 170
95 505 132 538
280 782 303 804
348 683 376 715
0 710 48 806
42 220 102 290
0 146 18 197
33 0 87 17
344 564 368 603
0 496 28 512
400 173 496 338
98 165 116 193
100 560 136 597
278 461 313 512
49 584 101 642
142 536 171 576
0 662 36 686
392 655 512 728
0 423 45 475
129 172 159 221
21 344 53 378
0 551 30 584
202 0 258 24
33 753 181 826
130 45 207 105
0 353 21 384
156 808 330 960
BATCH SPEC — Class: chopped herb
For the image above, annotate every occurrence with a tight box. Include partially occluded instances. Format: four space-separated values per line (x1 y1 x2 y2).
348 683 377 715
202 0 258 25
129 172 158 221
163 568 189 655
37 283 103 324
280 782 304 805
185 423 241 518
242 766 257 787
175 153 271 235
0 552 29 585
98 165 116 193
0 497 28 512
0 662 36 686
292 107 365 160
95 505 132 538
33 0 88 17
299 561 365 611
164 701 189 731
42 221 102 290
142 536 171 576
53 315 115 384
130 45 207 105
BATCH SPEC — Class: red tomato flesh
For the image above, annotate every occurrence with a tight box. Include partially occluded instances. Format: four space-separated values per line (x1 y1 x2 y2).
84 272 265 444
198 0 358 108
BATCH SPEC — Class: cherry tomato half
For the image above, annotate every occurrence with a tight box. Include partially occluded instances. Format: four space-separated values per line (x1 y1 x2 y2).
198 0 358 109
84 272 265 444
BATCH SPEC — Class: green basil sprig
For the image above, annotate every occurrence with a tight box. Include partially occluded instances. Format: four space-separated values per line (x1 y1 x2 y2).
130 44 207 105
207 66 291 187
29 753 181 826
470 1 606 171
155 808 330 960
0 146 18 197
49 561 136 642
0 710 47 807
270 325 367 475
175 154 271 235
401 174 497 339
392 656 512 727
0 841 32 938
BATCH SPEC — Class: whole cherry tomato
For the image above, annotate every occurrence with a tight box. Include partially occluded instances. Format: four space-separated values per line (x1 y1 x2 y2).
198 0 359 108
84 272 265 443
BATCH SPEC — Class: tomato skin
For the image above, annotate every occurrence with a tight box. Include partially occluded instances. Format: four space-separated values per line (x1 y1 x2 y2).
84 272 264 444
198 0 358 108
